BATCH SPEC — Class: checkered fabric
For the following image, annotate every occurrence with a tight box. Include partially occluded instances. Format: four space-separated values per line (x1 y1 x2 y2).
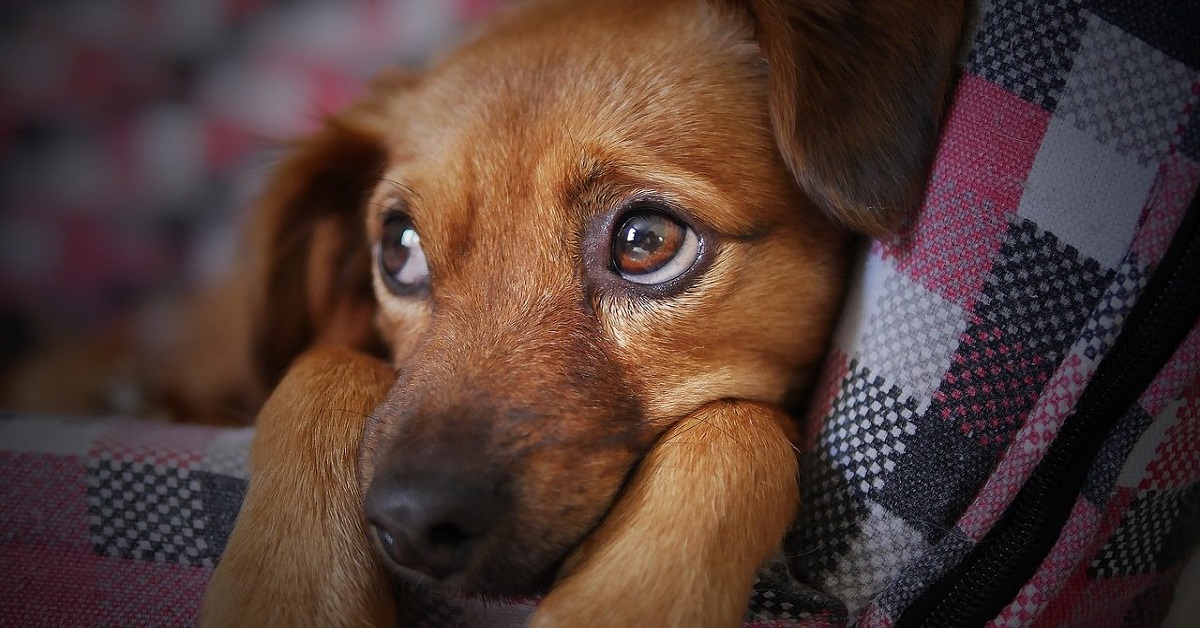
0 415 251 625
3 0 1199 626
787 1 1200 625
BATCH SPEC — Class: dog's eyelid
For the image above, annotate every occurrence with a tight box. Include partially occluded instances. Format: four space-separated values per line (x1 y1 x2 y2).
613 193 752 243
366 199 408 228
380 177 421 202
379 196 410 217
369 178 422 221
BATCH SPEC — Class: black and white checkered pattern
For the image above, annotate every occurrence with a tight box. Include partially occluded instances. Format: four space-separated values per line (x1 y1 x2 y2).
1057 12 1196 165
819 363 921 498
976 218 1113 361
968 0 1089 110
84 444 247 570
1089 484 1200 577
87 457 217 567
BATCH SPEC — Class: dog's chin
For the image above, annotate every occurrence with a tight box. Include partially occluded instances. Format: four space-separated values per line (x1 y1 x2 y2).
372 535 564 598
383 564 558 599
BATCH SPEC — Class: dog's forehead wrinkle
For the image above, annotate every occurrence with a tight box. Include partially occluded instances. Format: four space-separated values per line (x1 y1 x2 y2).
409 2 773 155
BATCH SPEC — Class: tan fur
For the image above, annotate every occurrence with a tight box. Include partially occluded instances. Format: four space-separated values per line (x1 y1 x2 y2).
200 346 396 626
534 401 800 627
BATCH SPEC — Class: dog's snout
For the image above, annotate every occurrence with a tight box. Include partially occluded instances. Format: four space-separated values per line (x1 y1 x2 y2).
364 471 503 580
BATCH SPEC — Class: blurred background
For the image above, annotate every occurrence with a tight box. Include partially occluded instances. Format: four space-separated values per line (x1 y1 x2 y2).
0 0 498 373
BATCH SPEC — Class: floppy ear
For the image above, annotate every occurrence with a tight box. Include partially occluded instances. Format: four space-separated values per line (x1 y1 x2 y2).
732 0 965 236
248 71 412 389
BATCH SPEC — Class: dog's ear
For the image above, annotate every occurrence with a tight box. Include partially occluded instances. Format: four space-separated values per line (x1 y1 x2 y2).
730 0 965 236
248 71 412 389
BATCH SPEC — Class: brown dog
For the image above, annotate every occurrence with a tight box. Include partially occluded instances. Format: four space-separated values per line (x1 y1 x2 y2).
201 0 965 625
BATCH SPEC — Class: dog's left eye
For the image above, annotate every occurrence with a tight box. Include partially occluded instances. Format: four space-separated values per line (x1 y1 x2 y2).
612 209 700 285
378 214 429 295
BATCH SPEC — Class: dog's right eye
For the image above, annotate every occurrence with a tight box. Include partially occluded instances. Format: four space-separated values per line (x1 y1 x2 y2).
378 214 429 295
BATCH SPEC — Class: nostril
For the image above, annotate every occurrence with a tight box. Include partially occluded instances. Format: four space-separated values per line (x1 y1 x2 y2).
428 522 471 549
374 526 405 566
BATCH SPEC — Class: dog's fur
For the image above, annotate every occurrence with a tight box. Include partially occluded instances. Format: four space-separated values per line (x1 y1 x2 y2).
156 0 961 624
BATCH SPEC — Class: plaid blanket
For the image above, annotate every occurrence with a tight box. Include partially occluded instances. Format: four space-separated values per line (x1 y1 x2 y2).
784 0 1200 626
0 416 251 625
3 0 1200 626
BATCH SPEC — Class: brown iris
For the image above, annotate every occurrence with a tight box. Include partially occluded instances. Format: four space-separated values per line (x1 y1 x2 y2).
613 211 686 277
381 216 412 277
378 213 429 295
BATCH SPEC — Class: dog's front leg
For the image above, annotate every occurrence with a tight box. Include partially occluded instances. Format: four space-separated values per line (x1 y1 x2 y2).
532 400 800 628
200 346 396 627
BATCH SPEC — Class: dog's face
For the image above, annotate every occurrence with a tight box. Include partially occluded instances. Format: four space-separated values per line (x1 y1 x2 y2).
359 0 846 593
246 0 963 597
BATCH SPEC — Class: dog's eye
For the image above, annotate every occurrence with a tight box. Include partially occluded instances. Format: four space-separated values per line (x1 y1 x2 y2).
612 210 700 285
378 214 429 295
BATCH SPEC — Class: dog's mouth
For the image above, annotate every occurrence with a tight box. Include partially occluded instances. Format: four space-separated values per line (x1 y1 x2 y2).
366 501 581 597
362 442 651 597
368 524 563 596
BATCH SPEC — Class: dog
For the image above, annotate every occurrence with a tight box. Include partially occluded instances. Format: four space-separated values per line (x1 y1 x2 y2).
192 0 965 624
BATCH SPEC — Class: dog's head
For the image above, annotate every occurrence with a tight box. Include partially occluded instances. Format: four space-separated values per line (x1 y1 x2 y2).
249 0 963 595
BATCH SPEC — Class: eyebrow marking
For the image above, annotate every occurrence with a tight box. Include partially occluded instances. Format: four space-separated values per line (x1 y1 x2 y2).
562 154 775 242
562 156 616 211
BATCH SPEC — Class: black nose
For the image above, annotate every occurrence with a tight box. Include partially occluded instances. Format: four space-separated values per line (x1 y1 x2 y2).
364 471 503 580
